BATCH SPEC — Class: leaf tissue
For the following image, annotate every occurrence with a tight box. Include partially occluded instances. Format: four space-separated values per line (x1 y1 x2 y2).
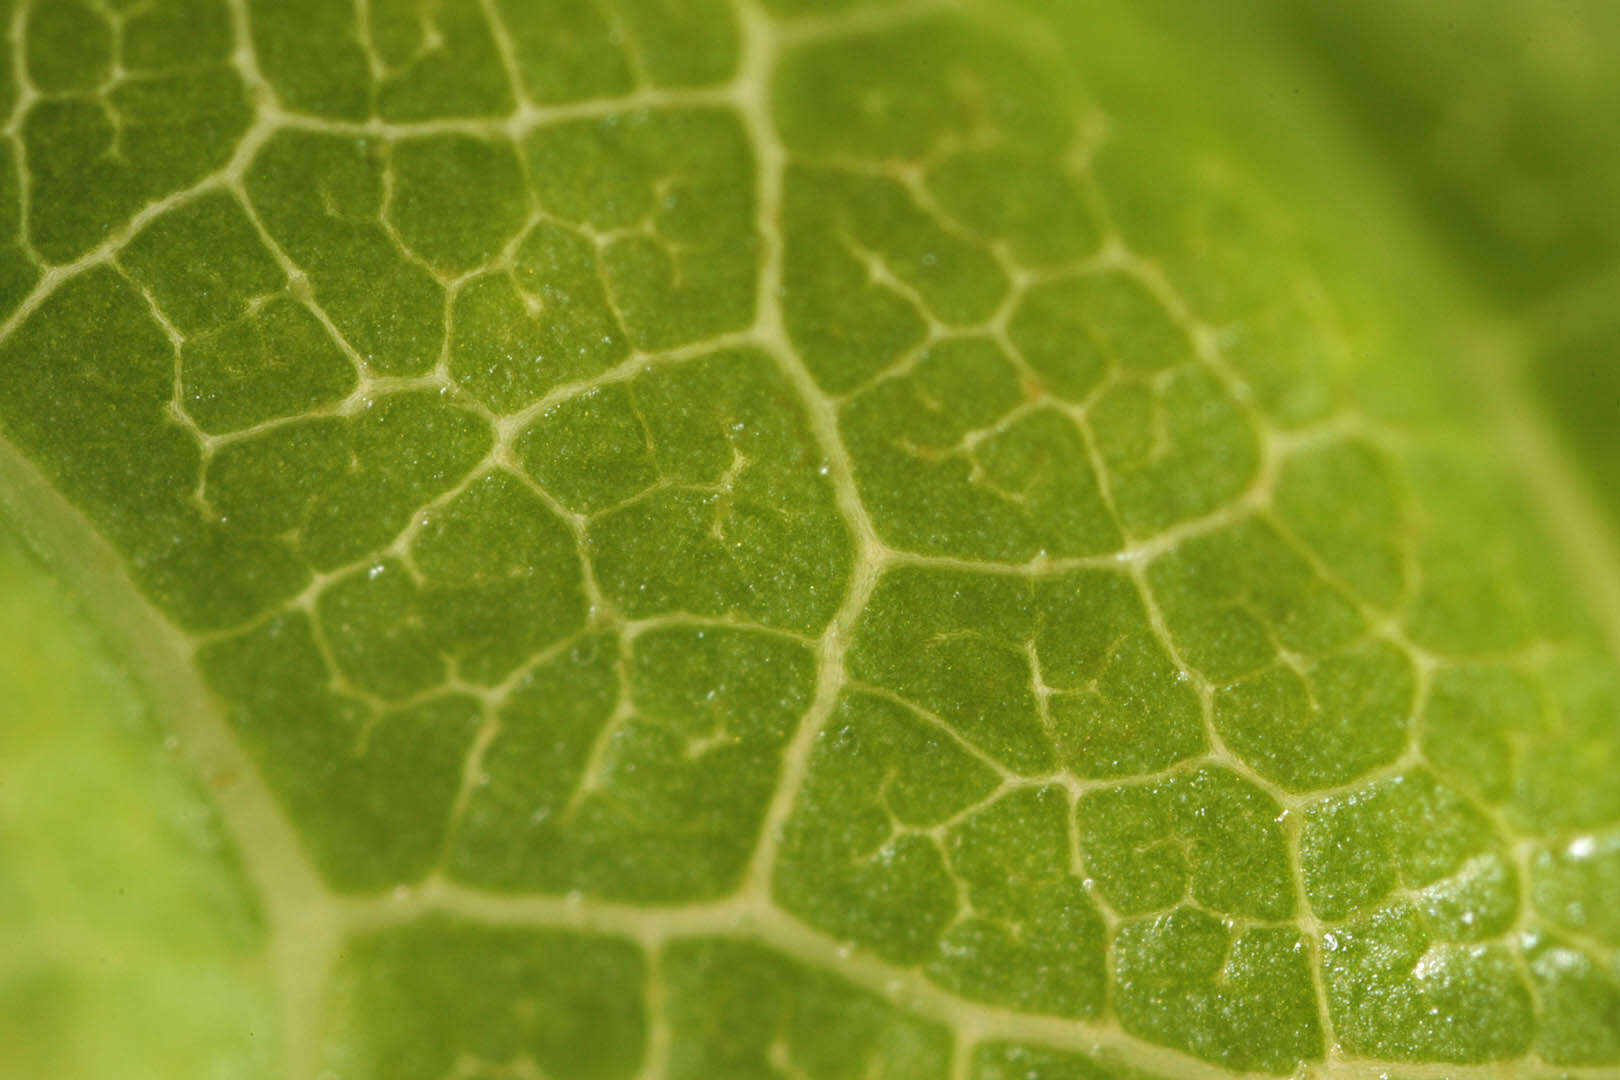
1 1 1617 1077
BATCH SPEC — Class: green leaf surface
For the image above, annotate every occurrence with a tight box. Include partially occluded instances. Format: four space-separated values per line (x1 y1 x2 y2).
2 1 1618 1077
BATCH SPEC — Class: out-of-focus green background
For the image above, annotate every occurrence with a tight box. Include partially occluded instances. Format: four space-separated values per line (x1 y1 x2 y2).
0 525 278 1080
1279 0 1620 532
1063 0 1620 532
3 2 1619 1076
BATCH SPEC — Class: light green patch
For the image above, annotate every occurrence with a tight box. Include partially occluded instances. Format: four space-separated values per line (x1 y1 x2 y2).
205 418 352 536
24 0 112 95
1101 157 1350 431
123 0 234 73
0 528 276 1080
847 568 1050 774
1150 518 1419 790
319 557 450 700
773 17 1071 160
1022 271 1193 378
796 167 1009 328
1214 638 1414 791
779 168 928 394
1035 572 1205 777
247 0 371 120
615 0 739 88
1402 450 1584 655
3 0 1620 1077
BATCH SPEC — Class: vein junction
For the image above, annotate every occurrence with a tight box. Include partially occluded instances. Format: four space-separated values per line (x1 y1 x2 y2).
0 0 1617 1078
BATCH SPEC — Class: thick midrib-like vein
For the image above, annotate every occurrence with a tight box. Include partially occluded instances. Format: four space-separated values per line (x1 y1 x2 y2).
333 875 1609 1080
2 0 1615 1077
0 421 1607 1080
0 435 341 1080
335 878 1271 1080
728 0 889 905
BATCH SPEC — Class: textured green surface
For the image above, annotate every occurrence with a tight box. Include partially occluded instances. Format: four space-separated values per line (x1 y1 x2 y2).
1 0 1618 1078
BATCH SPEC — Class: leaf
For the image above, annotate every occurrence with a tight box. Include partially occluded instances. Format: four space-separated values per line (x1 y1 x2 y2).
2 1 1618 1077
